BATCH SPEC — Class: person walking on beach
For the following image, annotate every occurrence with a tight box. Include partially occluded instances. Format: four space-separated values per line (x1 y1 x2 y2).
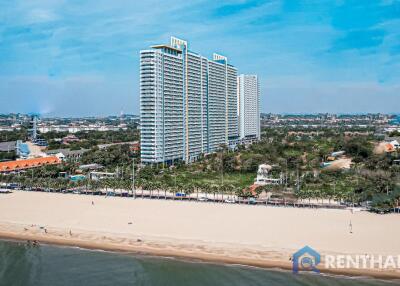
92 201 94 206
349 220 353 234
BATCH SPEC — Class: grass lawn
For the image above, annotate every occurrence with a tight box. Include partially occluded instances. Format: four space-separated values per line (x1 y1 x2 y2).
157 171 256 189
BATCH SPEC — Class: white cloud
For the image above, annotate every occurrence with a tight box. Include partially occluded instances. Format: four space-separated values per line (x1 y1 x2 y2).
27 9 59 23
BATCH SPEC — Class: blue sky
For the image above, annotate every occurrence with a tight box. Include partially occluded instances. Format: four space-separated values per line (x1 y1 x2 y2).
0 0 399 116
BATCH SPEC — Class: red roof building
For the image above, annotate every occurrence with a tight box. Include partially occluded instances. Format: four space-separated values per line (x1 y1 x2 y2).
0 157 61 173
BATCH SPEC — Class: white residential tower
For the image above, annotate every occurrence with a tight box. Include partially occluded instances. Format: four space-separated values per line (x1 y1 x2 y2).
140 37 238 164
237 74 260 140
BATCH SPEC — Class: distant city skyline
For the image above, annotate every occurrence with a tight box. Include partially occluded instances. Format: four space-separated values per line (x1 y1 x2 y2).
1 1 399 116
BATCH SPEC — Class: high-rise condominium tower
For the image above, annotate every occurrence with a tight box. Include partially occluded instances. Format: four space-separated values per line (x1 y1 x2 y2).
140 37 238 164
237 74 260 140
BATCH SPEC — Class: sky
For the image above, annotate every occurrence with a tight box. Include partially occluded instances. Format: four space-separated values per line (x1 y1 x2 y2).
0 0 399 116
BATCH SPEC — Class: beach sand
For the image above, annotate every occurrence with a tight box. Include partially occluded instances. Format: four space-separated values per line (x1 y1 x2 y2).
0 191 399 279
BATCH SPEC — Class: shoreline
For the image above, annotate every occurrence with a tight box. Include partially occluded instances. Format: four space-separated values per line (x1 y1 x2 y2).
1 230 400 281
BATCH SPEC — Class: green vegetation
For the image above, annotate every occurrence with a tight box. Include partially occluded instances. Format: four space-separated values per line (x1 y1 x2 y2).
0 128 29 142
45 127 139 150
1 125 399 213
0 151 16 161
80 144 134 169
389 130 400 137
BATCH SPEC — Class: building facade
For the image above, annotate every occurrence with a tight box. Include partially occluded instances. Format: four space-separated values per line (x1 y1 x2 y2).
0 157 61 173
140 37 238 164
237 74 260 140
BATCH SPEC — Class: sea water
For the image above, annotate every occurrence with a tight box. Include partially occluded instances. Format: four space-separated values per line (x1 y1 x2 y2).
0 240 395 286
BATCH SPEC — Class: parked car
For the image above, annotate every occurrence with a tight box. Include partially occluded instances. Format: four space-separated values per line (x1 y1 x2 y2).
198 196 209 202
7 183 19 190
249 198 257 205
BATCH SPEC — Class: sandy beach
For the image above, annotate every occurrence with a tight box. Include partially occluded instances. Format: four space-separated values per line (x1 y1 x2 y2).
0 191 400 279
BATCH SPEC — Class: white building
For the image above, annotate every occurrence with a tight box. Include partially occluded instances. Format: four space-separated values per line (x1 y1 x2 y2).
89 171 116 181
140 36 238 164
237 74 260 140
255 164 283 185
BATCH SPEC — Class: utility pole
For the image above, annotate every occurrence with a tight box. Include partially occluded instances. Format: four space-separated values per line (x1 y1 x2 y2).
132 159 135 198
221 149 224 185
285 159 288 191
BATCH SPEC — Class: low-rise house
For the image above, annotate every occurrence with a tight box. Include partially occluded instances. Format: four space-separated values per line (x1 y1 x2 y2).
388 139 399 150
382 139 399 153
46 148 88 162
89 171 116 181
131 141 140 152
0 141 16 153
97 141 138 150
62 135 80 145
255 164 283 185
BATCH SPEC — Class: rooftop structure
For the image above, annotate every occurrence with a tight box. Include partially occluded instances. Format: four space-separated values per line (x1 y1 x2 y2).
46 148 89 162
16 140 30 158
97 141 138 150
38 124 128 134
78 163 104 171
62 135 80 145
89 171 116 181
0 157 61 173
0 141 16 153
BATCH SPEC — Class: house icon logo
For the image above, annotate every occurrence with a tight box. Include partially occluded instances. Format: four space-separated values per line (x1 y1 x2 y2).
292 246 320 274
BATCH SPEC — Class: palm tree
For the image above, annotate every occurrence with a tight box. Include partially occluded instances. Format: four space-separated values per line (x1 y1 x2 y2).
146 181 155 198
100 179 106 195
162 182 170 199
91 180 100 195
220 184 226 201
153 181 162 199
104 178 114 196
185 182 194 200
210 184 219 202
199 183 210 201
140 179 147 198
122 179 131 197
81 178 89 194
194 181 202 200
237 186 246 204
